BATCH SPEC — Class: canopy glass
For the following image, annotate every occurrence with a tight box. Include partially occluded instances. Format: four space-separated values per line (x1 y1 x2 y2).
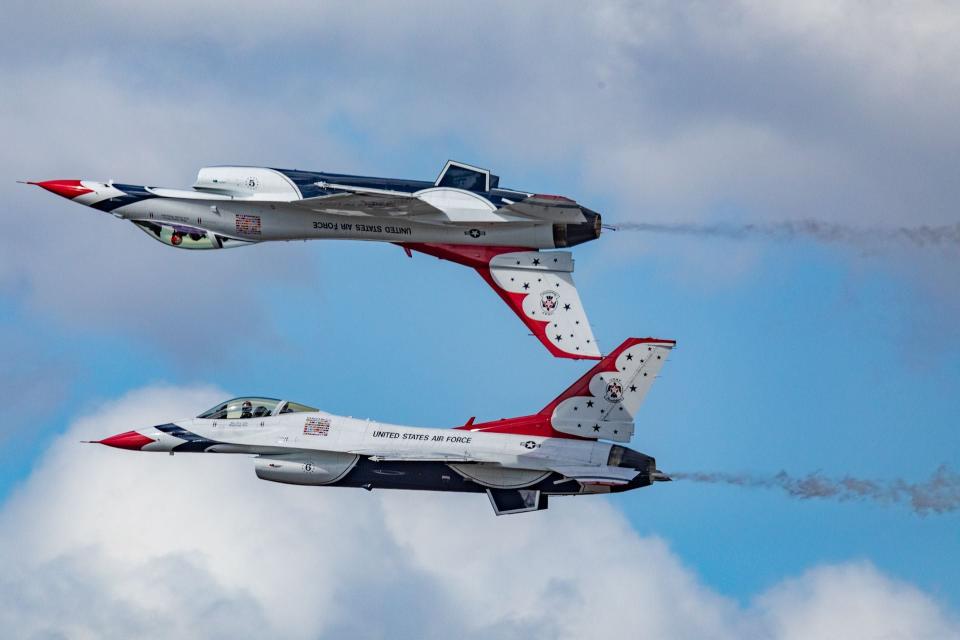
197 397 317 419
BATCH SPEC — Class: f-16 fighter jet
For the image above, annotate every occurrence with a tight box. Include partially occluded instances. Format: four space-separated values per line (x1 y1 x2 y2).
27 161 604 359
91 337 674 515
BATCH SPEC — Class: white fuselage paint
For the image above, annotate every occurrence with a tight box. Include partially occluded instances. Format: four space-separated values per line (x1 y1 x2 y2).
91 186 558 248
141 411 612 471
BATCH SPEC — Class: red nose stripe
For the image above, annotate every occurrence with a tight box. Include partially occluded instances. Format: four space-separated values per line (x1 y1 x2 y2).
98 430 154 450
30 180 93 199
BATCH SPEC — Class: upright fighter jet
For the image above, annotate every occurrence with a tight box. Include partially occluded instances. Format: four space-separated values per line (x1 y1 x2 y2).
27 161 604 359
92 337 674 515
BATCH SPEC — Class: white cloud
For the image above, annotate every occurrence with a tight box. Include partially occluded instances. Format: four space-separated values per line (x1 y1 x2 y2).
1 386 957 639
757 562 960 640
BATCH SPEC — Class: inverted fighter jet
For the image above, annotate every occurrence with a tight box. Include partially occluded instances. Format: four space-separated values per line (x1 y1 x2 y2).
92 337 674 515
27 161 604 359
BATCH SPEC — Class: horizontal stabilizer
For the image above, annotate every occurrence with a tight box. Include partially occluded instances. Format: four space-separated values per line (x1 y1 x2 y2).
549 465 640 485
499 195 589 224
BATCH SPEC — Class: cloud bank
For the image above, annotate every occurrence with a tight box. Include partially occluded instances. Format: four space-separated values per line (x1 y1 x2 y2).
1 387 957 639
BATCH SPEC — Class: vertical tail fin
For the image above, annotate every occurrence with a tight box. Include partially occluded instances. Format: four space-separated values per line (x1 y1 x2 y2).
458 337 675 442
538 337 675 442
400 243 601 360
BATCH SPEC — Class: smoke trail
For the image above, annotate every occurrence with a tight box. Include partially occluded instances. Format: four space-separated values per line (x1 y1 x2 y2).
612 221 960 249
672 465 960 515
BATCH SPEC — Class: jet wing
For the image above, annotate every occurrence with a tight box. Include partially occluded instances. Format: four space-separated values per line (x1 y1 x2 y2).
402 243 601 360
286 187 444 218
284 183 589 224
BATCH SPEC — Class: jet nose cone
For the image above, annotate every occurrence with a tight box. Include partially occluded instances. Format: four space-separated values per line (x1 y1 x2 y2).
97 430 155 450
28 179 94 200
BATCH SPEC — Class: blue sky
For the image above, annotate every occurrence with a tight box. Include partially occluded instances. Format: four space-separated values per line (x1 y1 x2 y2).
2 3 959 638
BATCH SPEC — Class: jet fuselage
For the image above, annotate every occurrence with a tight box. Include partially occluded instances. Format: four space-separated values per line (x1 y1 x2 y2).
93 337 675 515
101 408 658 514
27 162 605 360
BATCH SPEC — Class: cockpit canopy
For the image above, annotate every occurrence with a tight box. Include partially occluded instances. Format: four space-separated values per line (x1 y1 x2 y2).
197 397 318 420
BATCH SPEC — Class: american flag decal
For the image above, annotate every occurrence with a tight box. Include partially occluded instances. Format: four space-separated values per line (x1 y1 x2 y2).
235 214 262 235
303 416 330 436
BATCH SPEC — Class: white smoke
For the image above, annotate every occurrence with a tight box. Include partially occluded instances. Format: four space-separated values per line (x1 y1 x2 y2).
611 221 960 249
673 466 960 515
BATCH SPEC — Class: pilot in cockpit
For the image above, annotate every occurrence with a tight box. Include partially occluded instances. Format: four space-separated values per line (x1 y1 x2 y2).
240 400 254 419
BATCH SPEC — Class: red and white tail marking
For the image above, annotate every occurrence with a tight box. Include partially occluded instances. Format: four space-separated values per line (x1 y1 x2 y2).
540 337 675 442
401 243 600 360
457 337 675 443
486 250 599 358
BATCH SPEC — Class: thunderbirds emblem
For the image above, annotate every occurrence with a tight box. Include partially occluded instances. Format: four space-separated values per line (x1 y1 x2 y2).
540 290 559 315
604 378 624 403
